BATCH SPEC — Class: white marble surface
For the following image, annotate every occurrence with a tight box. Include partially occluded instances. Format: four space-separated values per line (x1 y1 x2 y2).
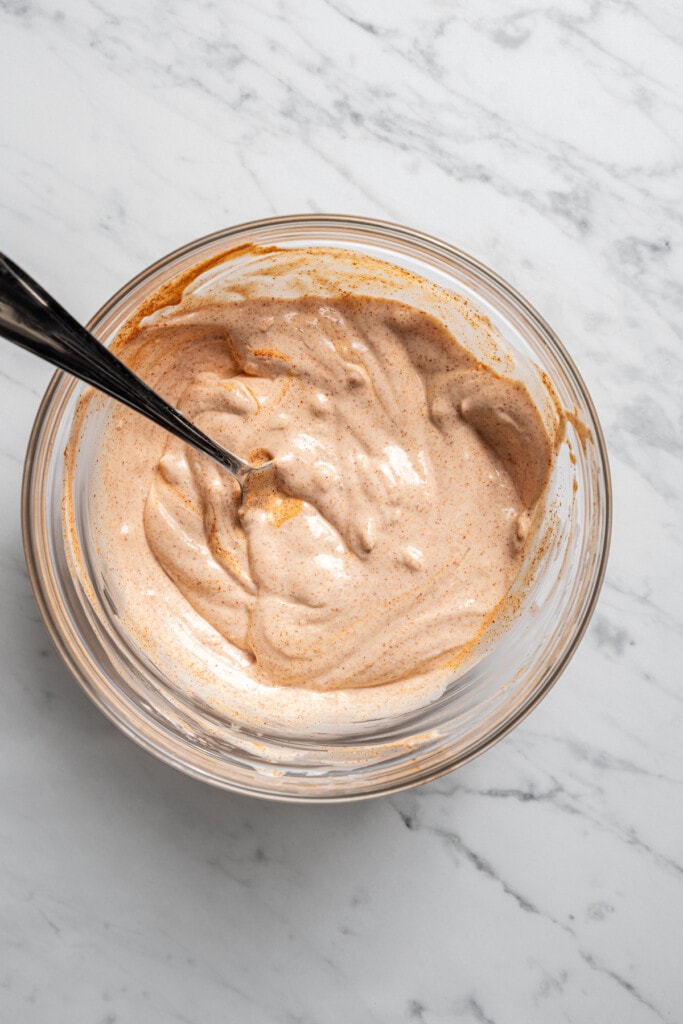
1 1 682 1020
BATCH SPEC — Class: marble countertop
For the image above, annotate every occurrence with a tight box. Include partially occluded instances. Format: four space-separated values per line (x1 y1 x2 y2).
1 2 682 1021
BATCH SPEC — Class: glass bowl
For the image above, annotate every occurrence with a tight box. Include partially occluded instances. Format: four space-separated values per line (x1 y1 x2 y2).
22 215 611 801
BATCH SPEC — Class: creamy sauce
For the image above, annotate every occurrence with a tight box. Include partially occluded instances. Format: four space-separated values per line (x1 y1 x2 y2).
72 249 556 723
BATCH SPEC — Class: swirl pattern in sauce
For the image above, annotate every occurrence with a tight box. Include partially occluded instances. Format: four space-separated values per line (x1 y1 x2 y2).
137 294 552 690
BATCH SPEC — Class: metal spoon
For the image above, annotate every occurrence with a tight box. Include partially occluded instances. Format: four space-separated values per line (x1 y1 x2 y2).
0 253 273 494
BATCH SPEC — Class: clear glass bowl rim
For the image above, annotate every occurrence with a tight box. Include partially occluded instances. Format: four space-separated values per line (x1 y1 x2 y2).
21 213 612 802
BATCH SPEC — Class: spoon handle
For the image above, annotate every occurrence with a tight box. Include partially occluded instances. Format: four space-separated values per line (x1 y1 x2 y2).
0 254 249 481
